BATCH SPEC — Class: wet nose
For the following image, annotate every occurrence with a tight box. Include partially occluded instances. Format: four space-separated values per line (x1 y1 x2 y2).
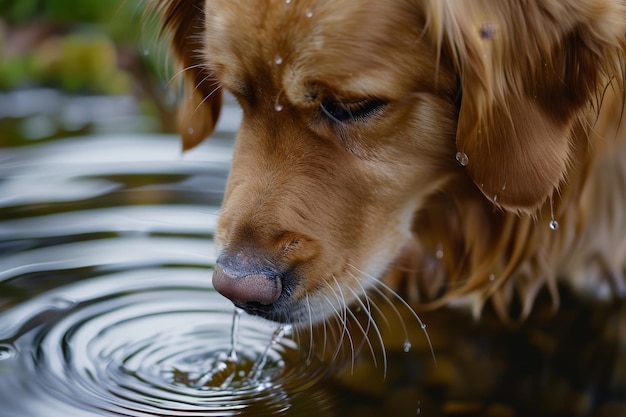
212 262 283 306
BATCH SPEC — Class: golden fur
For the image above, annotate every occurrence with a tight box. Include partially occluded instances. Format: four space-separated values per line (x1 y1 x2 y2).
153 0 626 323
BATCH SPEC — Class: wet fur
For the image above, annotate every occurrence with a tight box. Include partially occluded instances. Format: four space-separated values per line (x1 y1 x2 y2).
153 0 626 323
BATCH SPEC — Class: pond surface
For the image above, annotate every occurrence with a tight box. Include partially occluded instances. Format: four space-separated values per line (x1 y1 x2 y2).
1 99 626 417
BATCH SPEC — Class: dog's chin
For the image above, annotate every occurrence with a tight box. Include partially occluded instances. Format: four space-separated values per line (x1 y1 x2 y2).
230 291 354 327
230 299 296 324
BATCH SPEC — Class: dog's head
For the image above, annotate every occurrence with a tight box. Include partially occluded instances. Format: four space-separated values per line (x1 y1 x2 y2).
157 0 625 324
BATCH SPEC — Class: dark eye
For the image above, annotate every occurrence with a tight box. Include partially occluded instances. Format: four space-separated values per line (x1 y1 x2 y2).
320 98 386 123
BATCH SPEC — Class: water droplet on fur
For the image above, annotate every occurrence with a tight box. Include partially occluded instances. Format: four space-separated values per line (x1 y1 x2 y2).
493 194 498 203
274 55 283 65
403 340 412 353
421 323 427 330
489 274 495 281
187 127 194 135
285 0 292 3
305 9 313 18
455 151 469 166
274 103 284 112
549 196 558 231
435 243 444 259
479 21 496 39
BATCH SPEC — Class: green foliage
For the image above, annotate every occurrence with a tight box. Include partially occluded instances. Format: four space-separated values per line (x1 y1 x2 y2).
29 32 132 94
0 0 123 25
0 0 167 93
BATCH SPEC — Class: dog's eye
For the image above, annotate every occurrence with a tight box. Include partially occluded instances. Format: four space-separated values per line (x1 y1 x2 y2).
320 98 386 123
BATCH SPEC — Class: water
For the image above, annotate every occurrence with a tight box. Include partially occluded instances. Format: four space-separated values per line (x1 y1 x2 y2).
0 132 331 416
455 151 469 166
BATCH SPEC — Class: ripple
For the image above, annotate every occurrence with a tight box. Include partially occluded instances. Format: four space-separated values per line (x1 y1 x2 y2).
1 270 331 416
0 133 333 416
0 343 17 361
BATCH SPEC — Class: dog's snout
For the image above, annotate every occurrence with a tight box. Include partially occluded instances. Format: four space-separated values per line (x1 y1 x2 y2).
212 256 283 306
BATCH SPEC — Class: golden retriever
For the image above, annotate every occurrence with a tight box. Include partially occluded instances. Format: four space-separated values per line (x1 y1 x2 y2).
153 0 626 326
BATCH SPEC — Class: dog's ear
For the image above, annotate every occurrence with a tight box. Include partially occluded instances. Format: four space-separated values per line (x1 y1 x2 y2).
157 0 222 151
426 0 625 213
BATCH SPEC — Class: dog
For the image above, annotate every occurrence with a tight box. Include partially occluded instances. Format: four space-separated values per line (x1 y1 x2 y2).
154 0 626 328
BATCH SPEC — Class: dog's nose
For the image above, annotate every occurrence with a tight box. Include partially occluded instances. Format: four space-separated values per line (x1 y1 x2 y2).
212 263 282 306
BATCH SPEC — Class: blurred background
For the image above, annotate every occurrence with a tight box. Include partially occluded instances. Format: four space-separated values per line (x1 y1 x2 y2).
0 0 176 146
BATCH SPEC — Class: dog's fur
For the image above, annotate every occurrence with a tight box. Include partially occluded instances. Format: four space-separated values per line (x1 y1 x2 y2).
154 0 626 325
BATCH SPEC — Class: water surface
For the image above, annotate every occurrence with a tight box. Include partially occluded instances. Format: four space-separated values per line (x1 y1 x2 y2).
0 129 333 416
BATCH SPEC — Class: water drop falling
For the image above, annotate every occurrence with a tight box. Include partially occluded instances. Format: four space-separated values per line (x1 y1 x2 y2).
489 273 495 281
274 103 284 112
143 49 150 56
403 340 412 353
249 324 291 380
229 308 243 362
549 196 559 231
274 55 283 65
192 308 243 388
455 151 469 166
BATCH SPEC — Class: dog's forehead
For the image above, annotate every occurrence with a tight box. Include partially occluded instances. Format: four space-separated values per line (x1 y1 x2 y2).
204 0 429 96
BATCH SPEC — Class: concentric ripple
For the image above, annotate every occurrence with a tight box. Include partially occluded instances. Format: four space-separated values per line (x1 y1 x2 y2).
0 131 333 416
0 269 331 417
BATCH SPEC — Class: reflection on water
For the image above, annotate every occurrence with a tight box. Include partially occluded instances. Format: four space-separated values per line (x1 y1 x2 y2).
1 270 326 416
1 103 626 416
0 130 332 416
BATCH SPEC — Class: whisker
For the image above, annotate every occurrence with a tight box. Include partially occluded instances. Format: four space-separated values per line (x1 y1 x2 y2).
320 290 355 370
327 275 361 367
346 286 388 378
320 307 328 359
192 83 222 116
346 269 393 331
328 276 350 343
348 264 437 363
305 294 315 363
166 63 207 87
345 269 374 335
348 265 410 339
